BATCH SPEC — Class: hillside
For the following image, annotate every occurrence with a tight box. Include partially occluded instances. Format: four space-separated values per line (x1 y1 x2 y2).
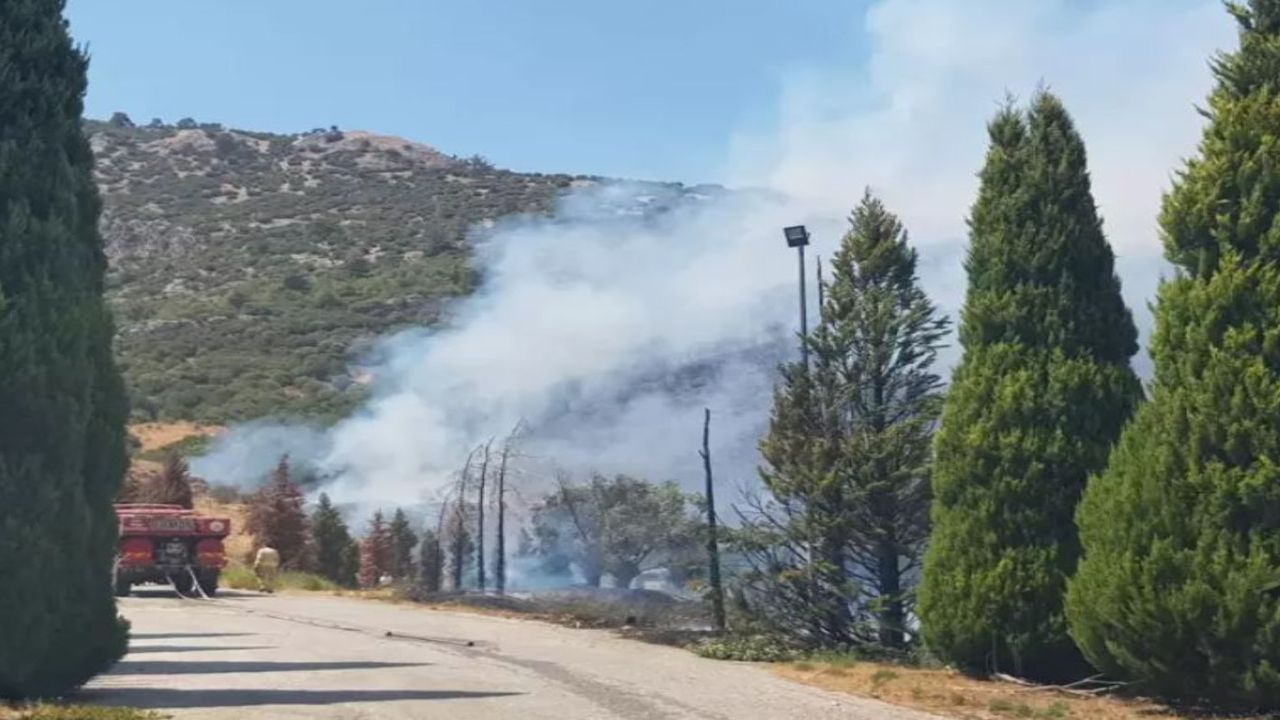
92 117 589 423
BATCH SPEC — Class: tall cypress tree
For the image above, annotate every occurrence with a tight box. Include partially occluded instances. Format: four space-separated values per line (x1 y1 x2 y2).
0 0 130 698
1069 2 1280 706
918 92 1141 679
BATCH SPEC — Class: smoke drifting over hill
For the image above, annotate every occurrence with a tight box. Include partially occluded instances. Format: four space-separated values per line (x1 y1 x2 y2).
194 183 834 507
194 0 1234 511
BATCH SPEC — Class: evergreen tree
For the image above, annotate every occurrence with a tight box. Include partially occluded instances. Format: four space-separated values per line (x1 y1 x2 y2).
824 192 948 648
0 0 130 698
358 535 379 589
245 456 311 570
310 493 357 587
388 508 418 581
116 470 147 504
145 454 194 508
918 92 1141 679
1068 3 1280 706
746 192 947 649
358 510 392 588
340 537 359 588
417 529 443 593
751 350 849 645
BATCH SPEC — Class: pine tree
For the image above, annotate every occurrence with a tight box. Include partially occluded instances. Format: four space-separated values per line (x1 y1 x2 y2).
823 192 948 648
748 192 947 649
388 508 418 581
358 535 379 589
1068 2 1280 706
358 510 392 588
417 529 443 593
918 92 1141 679
0 0 130 698
340 537 359 587
751 357 850 644
116 469 147 504
310 493 357 587
245 456 311 570
144 454 194 508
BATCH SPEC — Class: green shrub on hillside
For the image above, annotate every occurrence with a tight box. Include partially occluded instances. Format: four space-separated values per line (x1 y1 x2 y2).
86 118 599 422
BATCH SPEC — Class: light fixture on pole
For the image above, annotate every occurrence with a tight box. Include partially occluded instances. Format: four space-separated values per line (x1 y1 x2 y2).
783 224 816 600
783 225 811 370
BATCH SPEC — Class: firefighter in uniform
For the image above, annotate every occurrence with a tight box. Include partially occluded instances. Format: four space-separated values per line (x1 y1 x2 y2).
253 545 280 593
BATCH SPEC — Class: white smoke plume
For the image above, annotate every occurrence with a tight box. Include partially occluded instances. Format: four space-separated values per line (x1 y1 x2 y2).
194 0 1235 513
733 0 1236 375
195 185 833 505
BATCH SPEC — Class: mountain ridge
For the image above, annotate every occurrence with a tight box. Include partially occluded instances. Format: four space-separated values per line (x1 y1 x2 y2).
90 117 711 423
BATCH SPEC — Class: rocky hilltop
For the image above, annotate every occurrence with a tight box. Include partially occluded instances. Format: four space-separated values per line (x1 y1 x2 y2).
91 117 715 424
92 117 581 422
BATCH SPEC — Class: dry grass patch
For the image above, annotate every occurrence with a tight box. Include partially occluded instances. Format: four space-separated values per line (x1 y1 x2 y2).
192 496 252 560
405 589 706 631
773 660 1244 720
129 422 221 453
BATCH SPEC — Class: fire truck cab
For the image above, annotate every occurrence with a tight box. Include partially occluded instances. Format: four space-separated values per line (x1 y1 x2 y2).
113 503 230 597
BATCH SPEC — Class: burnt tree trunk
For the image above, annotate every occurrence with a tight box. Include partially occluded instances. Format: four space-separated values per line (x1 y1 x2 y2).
419 532 442 593
877 537 904 648
494 442 510 595
700 408 726 631
612 563 641 591
475 440 492 592
449 517 466 590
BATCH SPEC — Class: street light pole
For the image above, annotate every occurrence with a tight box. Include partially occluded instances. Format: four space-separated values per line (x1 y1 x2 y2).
783 224 817 624
816 255 825 320
798 243 808 369
783 225 811 369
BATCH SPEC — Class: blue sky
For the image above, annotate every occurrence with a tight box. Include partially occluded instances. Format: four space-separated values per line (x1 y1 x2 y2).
65 0 869 183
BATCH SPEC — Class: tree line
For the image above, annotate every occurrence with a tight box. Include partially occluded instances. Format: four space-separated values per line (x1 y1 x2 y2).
733 2 1280 710
230 456 419 589
398 429 705 595
225 446 706 598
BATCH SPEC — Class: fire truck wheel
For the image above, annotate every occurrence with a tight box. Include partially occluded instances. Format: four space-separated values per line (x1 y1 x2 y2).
113 578 131 597
197 570 219 597
171 572 195 595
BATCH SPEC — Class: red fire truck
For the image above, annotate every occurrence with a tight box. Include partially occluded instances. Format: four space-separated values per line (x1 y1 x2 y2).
113 503 230 597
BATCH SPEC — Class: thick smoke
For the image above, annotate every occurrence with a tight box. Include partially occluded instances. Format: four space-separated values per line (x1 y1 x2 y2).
194 0 1234 514
194 184 838 508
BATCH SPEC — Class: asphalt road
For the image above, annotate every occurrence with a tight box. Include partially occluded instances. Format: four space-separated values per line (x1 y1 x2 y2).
82 589 941 719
